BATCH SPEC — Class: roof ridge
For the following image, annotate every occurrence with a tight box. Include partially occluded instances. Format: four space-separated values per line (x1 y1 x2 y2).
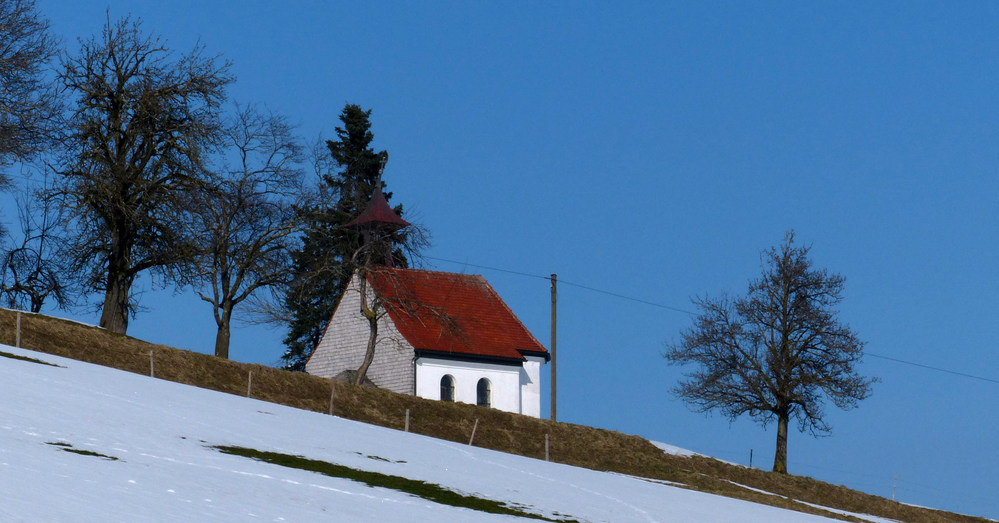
382 266 486 280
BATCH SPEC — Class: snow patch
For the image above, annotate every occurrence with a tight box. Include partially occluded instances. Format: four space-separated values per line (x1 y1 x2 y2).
0 344 863 522
649 440 704 457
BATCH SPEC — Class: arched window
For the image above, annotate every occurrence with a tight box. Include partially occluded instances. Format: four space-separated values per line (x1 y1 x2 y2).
476 378 491 408
440 375 455 402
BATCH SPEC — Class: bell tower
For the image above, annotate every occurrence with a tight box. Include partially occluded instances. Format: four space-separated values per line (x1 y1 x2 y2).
346 163 410 266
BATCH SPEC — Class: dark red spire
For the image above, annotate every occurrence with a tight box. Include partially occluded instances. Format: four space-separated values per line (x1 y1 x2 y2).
347 183 410 230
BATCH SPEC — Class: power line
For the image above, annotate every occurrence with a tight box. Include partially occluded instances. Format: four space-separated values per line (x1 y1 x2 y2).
866 352 999 385
557 280 696 315
425 256 550 282
425 255 696 315
426 255 998 386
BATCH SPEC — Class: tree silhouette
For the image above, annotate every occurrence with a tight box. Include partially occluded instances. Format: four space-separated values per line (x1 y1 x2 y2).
666 232 875 473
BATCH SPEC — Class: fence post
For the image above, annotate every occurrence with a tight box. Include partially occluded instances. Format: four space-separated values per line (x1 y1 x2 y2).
468 418 479 446
545 433 550 462
247 371 253 397
149 350 155 377
404 409 410 432
15 311 22 348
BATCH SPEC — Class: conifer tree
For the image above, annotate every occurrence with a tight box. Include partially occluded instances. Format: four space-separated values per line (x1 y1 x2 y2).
281 105 410 370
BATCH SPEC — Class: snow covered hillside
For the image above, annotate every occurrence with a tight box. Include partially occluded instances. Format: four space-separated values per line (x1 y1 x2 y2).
1 344 876 522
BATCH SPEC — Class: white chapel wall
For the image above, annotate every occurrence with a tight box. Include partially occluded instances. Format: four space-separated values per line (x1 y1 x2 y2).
518 355 545 418
415 357 524 414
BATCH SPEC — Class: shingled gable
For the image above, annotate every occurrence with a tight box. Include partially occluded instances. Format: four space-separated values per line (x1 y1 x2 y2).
368 267 549 363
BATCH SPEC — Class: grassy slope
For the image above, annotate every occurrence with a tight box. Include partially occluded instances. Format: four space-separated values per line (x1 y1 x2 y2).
0 308 986 523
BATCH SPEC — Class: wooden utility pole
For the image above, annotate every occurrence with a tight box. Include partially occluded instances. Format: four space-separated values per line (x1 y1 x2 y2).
550 273 557 422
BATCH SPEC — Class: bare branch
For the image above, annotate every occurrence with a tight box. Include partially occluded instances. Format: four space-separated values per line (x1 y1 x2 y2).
0 0 62 182
0 173 75 312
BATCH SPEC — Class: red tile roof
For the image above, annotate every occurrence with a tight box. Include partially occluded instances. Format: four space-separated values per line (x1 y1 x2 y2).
368 268 548 362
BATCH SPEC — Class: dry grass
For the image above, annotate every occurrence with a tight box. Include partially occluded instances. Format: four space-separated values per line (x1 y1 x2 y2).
0 308 987 523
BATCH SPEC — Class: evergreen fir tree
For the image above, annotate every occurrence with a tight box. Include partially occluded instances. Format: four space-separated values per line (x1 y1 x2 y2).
281 105 409 370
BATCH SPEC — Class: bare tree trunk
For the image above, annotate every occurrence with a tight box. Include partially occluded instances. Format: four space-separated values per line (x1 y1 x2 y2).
98 232 134 334
99 270 130 334
214 304 233 359
773 412 789 474
355 318 378 385
30 294 44 313
354 275 378 385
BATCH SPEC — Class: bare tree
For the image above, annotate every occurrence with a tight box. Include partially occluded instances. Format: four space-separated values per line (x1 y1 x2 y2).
53 15 232 333
0 183 72 312
665 231 875 474
190 104 304 359
351 224 429 386
0 0 61 184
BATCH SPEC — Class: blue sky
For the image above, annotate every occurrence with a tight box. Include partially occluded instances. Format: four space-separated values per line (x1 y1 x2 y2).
4 1 997 518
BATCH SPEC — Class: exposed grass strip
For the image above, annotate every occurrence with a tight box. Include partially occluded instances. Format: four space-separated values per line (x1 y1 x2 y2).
1 349 60 367
46 441 119 461
215 445 573 522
